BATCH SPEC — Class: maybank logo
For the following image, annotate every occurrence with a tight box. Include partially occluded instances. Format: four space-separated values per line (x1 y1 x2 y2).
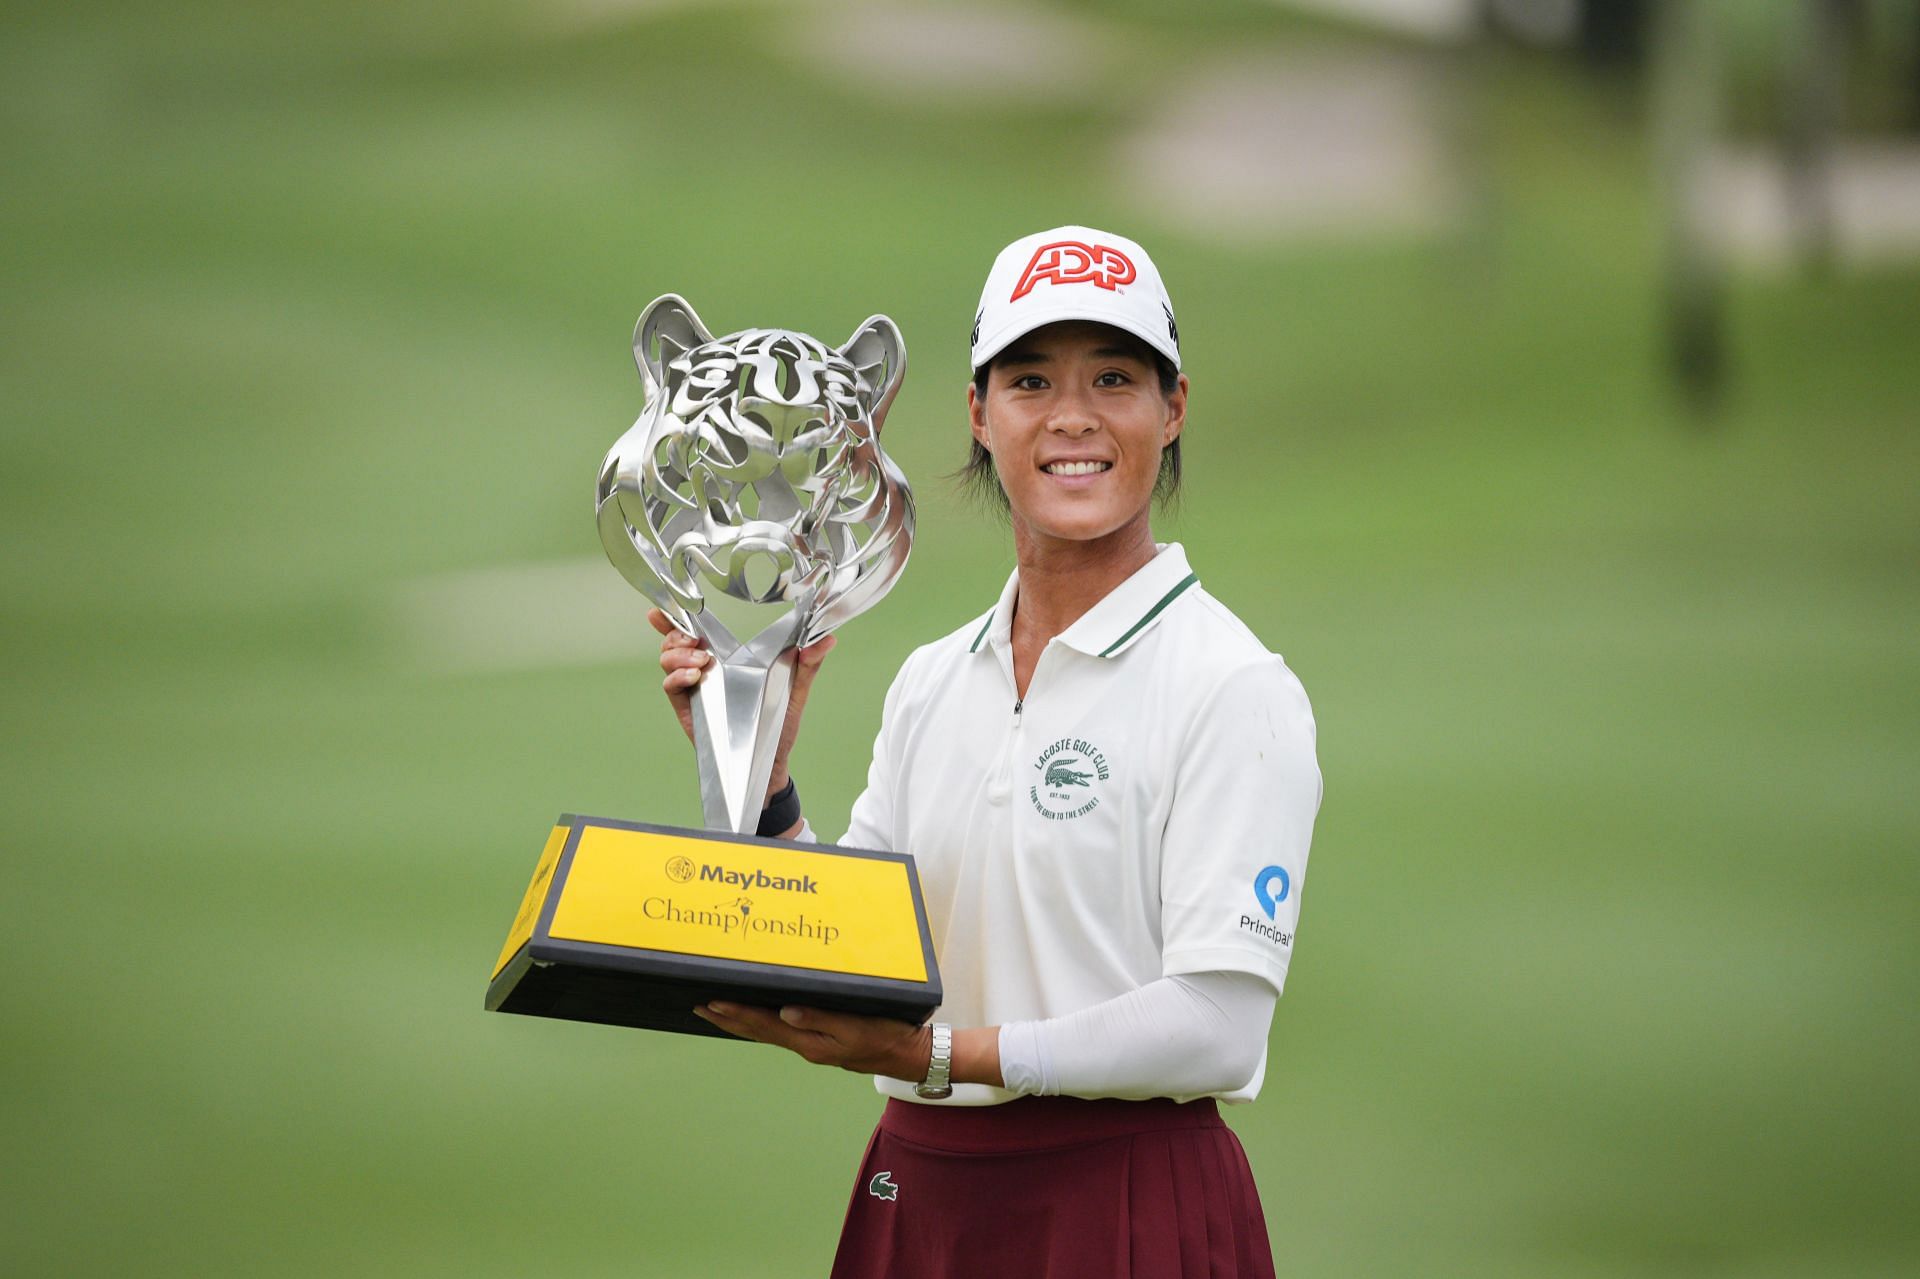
697 863 819 894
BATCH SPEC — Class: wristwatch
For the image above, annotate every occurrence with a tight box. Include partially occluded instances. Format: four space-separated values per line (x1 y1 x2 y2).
914 1022 953 1099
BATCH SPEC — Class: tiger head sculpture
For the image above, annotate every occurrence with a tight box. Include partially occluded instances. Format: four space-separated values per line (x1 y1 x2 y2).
597 294 913 660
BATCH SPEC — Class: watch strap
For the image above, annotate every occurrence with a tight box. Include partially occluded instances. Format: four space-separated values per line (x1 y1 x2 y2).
914 1022 953 1099
757 777 801 837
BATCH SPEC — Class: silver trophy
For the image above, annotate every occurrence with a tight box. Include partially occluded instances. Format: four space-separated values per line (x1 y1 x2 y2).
596 295 913 834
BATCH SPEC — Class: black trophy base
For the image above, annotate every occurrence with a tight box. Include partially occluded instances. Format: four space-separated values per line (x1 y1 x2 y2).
488 947 938 1039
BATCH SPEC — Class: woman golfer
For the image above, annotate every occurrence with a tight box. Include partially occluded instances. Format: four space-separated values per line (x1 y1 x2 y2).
652 225 1321 1278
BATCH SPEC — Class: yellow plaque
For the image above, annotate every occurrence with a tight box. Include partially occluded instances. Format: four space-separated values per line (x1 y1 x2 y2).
550 825 927 982
485 815 941 1038
493 822 569 979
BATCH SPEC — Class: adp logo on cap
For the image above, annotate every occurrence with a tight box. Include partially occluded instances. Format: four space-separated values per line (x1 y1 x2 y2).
1011 240 1137 302
972 224 1181 371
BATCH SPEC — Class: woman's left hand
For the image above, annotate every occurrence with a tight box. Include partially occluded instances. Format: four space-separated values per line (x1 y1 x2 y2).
693 1002 930 1079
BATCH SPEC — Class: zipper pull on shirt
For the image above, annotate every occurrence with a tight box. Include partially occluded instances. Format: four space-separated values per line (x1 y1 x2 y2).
987 699 1021 806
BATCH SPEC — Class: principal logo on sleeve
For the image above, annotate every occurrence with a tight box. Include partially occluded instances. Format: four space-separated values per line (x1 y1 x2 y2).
1029 736 1110 821
1239 864 1293 947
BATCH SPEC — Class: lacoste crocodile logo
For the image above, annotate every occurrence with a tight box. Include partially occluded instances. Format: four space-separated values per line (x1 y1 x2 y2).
1031 736 1111 821
1044 758 1093 788
868 1171 899 1201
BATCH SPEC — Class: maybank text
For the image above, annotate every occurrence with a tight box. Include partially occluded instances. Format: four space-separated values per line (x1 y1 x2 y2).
698 865 818 894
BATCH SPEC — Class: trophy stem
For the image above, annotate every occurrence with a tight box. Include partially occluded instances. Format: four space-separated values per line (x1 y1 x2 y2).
689 648 797 835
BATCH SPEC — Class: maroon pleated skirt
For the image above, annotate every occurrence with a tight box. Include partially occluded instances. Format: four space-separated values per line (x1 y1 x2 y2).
829 1096 1276 1279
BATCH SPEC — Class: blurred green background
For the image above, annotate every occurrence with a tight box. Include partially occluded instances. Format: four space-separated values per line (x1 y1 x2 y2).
4 2 1916 1276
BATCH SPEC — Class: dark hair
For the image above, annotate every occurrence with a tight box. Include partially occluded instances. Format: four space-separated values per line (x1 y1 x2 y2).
958 346 1183 512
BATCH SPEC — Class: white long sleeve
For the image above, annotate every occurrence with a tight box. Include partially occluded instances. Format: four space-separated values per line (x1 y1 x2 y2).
996 971 1277 1103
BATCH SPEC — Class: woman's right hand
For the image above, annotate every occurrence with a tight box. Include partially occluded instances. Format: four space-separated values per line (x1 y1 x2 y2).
650 607 711 744
648 608 837 803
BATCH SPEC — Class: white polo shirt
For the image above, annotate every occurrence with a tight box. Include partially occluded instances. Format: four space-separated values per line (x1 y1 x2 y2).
840 543 1322 1106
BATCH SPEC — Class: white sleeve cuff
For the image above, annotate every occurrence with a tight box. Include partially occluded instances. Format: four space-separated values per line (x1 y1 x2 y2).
995 971 1276 1102
997 1020 1052 1096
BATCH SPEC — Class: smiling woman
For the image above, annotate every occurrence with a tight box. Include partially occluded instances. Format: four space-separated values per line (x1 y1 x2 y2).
654 225 1321 1278
965 321 1186 552
960 327 1184 511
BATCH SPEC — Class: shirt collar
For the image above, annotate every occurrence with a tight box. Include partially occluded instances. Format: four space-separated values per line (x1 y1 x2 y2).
968 543 1200 661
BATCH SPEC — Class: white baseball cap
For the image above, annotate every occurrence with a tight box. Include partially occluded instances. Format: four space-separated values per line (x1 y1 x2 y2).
969 225 1181 372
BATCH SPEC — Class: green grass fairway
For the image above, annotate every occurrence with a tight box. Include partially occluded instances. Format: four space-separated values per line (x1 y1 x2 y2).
3 5 1916 1276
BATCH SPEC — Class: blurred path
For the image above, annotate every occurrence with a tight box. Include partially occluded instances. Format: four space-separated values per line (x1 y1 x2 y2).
771 1 1119 104
1713 143 1920 267
392 558 648 673
1269 0 1474 40
1116 50 1459 242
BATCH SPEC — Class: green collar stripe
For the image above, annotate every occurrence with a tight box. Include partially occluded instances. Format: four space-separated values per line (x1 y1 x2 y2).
1099 573 1199 658
968 612 994 653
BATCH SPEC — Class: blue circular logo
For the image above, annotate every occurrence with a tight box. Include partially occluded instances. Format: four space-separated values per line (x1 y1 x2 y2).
1253 865 1290 919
